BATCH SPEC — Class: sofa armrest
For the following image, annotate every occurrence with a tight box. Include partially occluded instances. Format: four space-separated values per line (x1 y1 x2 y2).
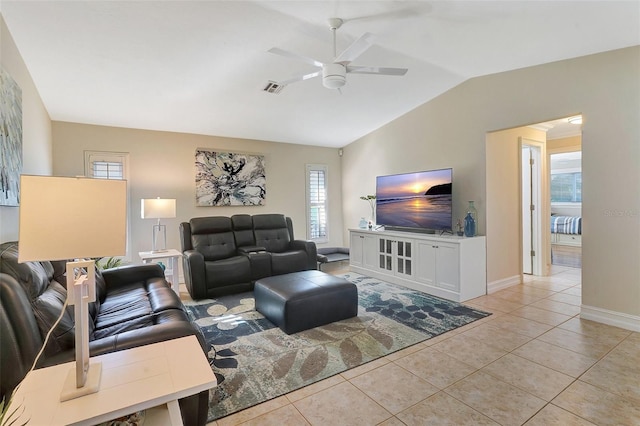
102 264 166 289
182 250 208 300
290 240 318 270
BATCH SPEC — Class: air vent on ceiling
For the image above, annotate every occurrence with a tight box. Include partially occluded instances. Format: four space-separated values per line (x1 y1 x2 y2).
263 81 285 94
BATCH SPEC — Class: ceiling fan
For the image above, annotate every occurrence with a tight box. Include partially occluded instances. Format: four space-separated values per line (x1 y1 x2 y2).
268 18 408 90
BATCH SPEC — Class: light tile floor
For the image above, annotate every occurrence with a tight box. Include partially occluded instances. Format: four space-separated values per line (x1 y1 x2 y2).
203 265 640 426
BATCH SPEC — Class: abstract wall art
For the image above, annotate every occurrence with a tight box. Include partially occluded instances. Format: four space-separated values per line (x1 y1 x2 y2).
0 67 23 207
195 149 266 206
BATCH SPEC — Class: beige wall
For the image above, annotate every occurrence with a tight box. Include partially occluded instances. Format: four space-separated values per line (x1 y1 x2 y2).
547 135 582 152
486 127 547 287
342 46 640 322
0 16 52 243
51 122 344 262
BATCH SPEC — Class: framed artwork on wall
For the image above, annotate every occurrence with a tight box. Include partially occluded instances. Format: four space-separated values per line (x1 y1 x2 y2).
195 149 266 206
0 67 23 207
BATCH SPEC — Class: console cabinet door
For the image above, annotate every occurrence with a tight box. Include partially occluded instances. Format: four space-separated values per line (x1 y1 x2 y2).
350 232 379 270
415 240 460 292
434 242 460 292
350 232 365 267
362 234 378 270
415 241 436 286
378 237 413 278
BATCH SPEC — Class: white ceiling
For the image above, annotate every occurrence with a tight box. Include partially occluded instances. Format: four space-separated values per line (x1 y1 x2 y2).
2 1 639 148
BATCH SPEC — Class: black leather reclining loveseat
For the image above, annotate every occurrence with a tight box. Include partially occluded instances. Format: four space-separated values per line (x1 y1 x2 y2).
179 214 317 300
0 241 210 426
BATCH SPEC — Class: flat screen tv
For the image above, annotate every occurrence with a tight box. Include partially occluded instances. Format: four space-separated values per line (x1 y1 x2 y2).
376 168 452 232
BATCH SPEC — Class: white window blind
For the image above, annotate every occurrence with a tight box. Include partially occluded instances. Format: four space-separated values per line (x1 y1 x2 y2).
84 151 128 180
306 164 328 242
92 161 123 180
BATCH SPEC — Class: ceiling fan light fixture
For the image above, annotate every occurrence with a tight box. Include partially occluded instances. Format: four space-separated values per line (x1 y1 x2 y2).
322 63 346 89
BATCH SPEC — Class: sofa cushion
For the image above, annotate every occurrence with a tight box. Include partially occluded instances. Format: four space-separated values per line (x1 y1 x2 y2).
93 314 154 340
190 217 238 261
270 251 310 275
33 280 76 355
204 255 252 287
253 214 291 253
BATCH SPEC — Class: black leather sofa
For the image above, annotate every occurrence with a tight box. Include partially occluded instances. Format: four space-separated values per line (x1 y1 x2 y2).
179 213 317 300
0 241 209 426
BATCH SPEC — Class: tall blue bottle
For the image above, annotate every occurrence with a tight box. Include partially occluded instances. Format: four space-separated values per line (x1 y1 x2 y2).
464 201 477 237
464 212 475 237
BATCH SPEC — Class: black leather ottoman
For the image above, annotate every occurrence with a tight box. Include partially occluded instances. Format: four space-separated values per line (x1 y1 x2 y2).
254 270 358 334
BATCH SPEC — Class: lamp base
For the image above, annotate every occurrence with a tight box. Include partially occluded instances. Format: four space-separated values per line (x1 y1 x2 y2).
60 362 102 402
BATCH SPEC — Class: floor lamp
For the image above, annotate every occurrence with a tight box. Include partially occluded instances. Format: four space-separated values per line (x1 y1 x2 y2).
18 175 127 402
141 198 176 252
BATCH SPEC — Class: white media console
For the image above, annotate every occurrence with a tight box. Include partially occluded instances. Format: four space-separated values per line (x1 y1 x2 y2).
349 228 487 302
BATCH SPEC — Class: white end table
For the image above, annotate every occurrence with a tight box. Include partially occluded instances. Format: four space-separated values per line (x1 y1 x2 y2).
139 249 182 295
8 335 216 426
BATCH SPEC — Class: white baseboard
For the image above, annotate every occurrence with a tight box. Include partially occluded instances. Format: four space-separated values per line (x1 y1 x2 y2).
581 304 640 332
487 275 521 294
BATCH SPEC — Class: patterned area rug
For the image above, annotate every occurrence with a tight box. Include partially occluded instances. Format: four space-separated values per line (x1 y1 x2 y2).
184 273 490 422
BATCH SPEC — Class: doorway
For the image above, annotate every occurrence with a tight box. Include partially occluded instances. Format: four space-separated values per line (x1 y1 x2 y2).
549 150 583 269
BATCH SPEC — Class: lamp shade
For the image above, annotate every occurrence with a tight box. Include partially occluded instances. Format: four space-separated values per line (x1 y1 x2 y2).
141 198 176 219
18 175 127 262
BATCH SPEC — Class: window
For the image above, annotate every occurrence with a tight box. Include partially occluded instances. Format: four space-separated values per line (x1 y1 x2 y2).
550 151 581 203
551 172 582 202
306 164 328 243
84 151 128 180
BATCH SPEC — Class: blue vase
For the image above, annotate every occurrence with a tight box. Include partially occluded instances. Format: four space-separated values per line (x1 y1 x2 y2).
464 212 476 237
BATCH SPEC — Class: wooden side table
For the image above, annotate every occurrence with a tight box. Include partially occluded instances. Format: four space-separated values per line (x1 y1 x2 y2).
8 335 216 426
139 249 182 294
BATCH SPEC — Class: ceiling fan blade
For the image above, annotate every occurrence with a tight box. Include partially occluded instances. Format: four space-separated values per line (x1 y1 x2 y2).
277 70 322 86
334 32 376 65
346 65 408 76
268 47 324 68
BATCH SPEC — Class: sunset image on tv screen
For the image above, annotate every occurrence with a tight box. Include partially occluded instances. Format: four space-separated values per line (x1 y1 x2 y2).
376 169 452 230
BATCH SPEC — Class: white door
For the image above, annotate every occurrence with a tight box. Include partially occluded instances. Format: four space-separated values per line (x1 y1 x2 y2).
521 142 542 275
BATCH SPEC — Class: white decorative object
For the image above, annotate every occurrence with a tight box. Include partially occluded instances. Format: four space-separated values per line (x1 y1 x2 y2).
195 150 266 206
141 198 176 252
18 175 127 402
0 67 22 206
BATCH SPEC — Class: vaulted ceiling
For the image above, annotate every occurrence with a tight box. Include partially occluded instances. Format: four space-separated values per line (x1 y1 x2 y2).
2 1 638 147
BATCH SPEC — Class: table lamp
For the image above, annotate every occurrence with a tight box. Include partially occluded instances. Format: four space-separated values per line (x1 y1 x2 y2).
141 197 176 252
18 175 127 402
